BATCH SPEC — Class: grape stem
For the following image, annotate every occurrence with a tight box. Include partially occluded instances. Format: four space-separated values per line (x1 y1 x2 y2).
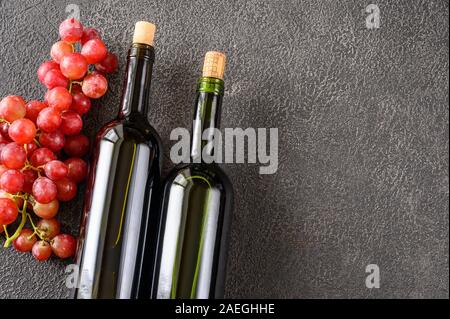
3 199 28 247
21 163 42 178
3 225 9 238
27 213 44 240
33 138 41 147
69 80 83 93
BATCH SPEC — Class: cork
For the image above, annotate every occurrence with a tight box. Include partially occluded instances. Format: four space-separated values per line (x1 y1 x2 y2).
202 51 226 80
132 21 156 46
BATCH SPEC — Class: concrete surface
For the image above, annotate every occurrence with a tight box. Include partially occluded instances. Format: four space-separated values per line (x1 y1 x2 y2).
0 0 448 299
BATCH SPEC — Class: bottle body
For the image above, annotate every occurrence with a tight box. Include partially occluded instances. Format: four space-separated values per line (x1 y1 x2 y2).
75 120 161 299
152 163 233 298
74 41 162 299
152 67 233 299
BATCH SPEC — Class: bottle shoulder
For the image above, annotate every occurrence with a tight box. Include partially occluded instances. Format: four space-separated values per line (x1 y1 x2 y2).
96 119 162 148
165 163 233 193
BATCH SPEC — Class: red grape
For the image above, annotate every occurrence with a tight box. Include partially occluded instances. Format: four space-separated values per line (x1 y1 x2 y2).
81 39 107 64
43 69 69 89
59 18 83 43
70 92 91 115
32 177 57 204
60 111 83 135
71 83 82 94
1 143 27 169
0 164 8 176
33 199 59 219
32 240 52 261
55 177 77 201
36 107 62 132
39 130 65 152
8 118 37 144
22 169 38 194
60 53 88 80
37 218 60 240
0 96 26 122
64 134 89 157
29 148 56 167
44 160 68 181
81 73 108 99
0 197 18 225
95 52 118 74
37 61 59 83
25 142 38 156
0 136 9 146
50 41 73 63
81 27 101 45
0 169 24 193
13 229 37 253
46 87 72 112
0 122 9 137
44 90 52 102
51 234 76 258
25 100 47 122
65 158 88 183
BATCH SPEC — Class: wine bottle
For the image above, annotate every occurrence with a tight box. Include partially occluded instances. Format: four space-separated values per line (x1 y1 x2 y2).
151 51 233 299
74 21 162 299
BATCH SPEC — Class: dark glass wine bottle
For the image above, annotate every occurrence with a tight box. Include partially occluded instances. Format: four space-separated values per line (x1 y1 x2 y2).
151 52 233 299
74 21 162 299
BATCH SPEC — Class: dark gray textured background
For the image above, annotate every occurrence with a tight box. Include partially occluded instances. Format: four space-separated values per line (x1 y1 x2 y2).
0 0 448 299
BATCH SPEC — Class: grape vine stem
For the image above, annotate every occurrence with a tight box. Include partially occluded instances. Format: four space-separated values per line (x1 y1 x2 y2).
3 199 28 247
27 213 44 240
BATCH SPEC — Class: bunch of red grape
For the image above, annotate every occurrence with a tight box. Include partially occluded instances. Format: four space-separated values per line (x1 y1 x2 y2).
0 18 117 261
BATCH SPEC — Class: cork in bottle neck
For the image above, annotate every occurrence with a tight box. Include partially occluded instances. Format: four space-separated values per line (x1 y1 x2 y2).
202 51 226 80
132 21 156 46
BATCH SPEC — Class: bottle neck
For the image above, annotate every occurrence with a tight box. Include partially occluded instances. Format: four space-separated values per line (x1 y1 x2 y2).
190 77 224 163
119 43 155 119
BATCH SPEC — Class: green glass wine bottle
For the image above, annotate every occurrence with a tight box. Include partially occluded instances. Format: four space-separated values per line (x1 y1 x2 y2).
151 51 233 299
74 21 162 299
